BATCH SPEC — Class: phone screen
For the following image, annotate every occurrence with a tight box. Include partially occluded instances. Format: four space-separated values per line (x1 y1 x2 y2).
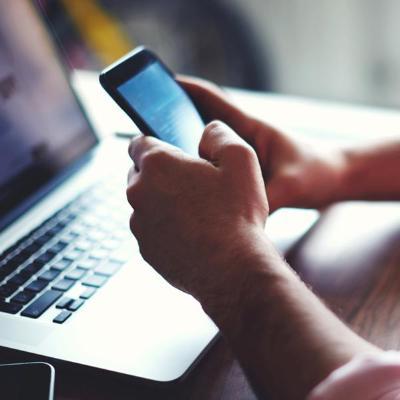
117 62 205 156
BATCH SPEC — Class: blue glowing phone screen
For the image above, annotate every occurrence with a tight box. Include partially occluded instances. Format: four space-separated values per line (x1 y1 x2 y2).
117 62 204 156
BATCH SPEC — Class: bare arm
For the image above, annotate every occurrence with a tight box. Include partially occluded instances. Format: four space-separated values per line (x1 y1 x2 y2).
126 122 378 400
203 233 377 400
340 140 400 201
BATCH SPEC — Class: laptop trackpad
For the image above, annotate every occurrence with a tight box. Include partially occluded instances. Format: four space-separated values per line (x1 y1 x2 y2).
0 316 52 346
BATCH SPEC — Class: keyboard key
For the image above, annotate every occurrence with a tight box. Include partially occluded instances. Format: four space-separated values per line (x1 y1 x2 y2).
56 296 73 309
74 239 92 252
67 299 84 311
49 240 68 254
26 279 49 293
21 289 62 318
63 248 84 261
82 274 108 288
8 251 31 266
36 250 57 265
52 258 73 271
95 260 123 276
42 227 58 239
21 261 46 275
34 232 54 246
77 258 99 270
47 222 66 236
7 271 31 286
53 310 72 324
65 267 86 281
52 278 75 292
80 287 96 300
64 212 78 223
0 283 18 298
0 300 23 314
38 269 61 282
11 290 36 305
1 259 21 276
20 243 40 258
0 269 9 281
89 249 109 260
59 231 79 243
69 224 86 237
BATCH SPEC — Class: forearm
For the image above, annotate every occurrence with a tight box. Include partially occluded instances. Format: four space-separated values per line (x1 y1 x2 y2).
202 233 378 400
339 139 400 201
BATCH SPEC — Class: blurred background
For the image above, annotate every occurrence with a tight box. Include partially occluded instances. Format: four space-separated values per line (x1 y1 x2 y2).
38 0 400 108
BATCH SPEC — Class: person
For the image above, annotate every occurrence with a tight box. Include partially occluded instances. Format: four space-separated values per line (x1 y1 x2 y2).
126 76 400 400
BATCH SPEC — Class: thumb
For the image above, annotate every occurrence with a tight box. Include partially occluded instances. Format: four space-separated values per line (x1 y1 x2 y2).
199 120 257 169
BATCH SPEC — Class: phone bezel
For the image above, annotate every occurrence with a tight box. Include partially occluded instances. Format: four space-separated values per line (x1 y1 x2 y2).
99 46 198 139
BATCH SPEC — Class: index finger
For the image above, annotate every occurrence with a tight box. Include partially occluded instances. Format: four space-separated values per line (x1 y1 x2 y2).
128 135 161 171
177 75 253 135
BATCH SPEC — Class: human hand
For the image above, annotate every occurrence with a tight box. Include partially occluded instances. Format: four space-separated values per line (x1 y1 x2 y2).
178 76 347 211
126 121 268 309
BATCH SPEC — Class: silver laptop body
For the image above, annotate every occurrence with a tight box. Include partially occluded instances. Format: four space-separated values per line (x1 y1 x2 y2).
0 0 217 382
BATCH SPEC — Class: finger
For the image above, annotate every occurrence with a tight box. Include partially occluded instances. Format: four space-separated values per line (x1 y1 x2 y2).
177 75 253 135
199 120 255 168
129 211 143 238
126 172 143 209
128 134 163 171
127 164 138 185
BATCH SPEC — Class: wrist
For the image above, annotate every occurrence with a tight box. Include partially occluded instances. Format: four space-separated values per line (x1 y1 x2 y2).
326 147 358 204
200 230 291 334
336 146 366 201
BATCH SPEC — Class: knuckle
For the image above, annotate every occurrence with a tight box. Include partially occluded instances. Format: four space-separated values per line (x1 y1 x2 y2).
203 121 224 141
199 125 213 149
205 120 223 134
127 164 136 184
128 135 144 157
141 149 168 171
222 142 256 163
201 121 226 147
126 180 142 207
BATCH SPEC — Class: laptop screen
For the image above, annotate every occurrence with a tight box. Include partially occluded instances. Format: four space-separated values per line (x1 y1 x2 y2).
0 1 97 229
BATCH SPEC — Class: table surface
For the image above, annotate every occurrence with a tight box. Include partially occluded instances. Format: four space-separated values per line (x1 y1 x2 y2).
52 201 400 400
2 72 400 399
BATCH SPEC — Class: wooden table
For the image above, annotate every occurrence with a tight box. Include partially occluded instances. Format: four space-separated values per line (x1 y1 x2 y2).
51 201 400 399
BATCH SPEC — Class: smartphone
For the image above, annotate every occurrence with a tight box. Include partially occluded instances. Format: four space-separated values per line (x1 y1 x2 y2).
99 46 205 156
0 362 55 400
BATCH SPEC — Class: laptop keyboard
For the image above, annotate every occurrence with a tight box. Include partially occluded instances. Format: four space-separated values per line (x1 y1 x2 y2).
0 180 131 324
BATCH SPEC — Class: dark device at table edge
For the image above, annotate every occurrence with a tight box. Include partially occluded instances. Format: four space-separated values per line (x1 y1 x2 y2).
0 362 55 400
99 46 205 156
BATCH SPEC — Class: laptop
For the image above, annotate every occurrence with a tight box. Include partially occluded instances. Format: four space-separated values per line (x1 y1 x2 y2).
0 0 219 382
